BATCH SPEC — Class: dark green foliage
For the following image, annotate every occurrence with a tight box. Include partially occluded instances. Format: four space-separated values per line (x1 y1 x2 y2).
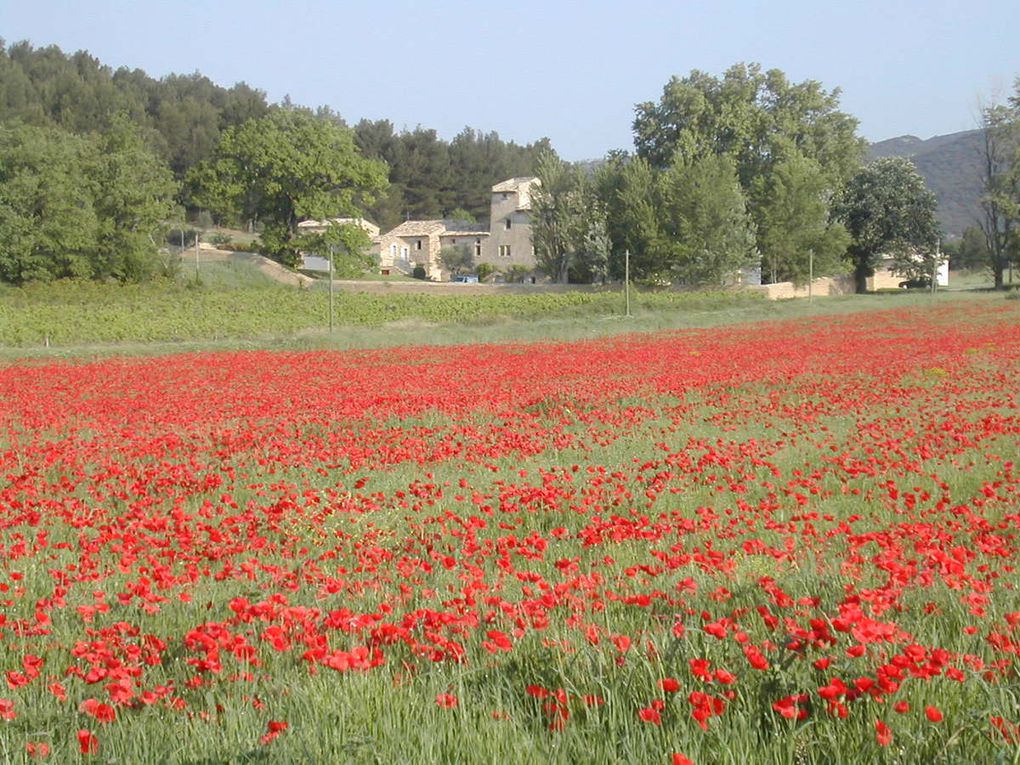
755 153 850 285
190 110 388 267
836 157 941 292
532 150 610 284
659 154 757 285
354 122 551 229
626 63 864 284
0 120 177 284
0 40 270 180
946 226 992 271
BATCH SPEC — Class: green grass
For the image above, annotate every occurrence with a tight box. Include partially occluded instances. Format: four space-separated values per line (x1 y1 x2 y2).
0 269 1009 360
1 302 1020 763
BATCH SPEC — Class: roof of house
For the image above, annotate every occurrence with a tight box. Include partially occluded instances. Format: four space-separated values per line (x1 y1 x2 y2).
382 219 490 239
492 177 539 193
296 217 381 237
380 219 449 238
439 231 489 238
492 176 541 211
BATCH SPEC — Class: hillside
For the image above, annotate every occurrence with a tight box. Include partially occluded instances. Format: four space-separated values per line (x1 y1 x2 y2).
869 129 984 239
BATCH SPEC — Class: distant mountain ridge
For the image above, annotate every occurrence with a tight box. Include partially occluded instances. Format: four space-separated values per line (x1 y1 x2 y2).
868 129 984 239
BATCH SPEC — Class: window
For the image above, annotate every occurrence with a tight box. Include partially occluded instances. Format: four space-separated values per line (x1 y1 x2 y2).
450 239 456 245
475 239 482 257
505 218 512 230
499 245 511 258
390 244 397 257
416 240 422 250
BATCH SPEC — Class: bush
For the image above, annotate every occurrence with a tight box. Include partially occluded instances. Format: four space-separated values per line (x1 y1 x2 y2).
412 265 427 280
476 263 497 283
220 241 258 253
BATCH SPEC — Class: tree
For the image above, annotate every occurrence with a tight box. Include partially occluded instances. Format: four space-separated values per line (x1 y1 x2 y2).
633 64 863 188
596 154 668 282
836 157 940 293
439 244 474 277
658 154 757 285
475 262 497 282
948 225 991 271
190 109 388 266
297 221 373 279
0 121 177 284
632 64 863 272
447 207 477 224
978 87 1020 289
532 151 610 283
0 124 97 283
89 117 178 281
755 152 850 285
505 264 531 283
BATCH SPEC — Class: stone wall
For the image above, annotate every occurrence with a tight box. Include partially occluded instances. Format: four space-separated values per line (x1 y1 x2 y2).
750 276 857 300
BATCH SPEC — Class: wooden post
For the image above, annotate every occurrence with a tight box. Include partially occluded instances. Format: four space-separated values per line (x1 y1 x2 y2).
625 249 631 318
808 249 814 303
329 245 335 333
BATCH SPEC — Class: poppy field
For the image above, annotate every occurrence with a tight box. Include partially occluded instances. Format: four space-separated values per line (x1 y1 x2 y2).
1 299 1019 764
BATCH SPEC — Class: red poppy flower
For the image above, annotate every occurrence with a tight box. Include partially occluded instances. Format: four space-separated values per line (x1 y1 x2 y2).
436 693 458 709
638 706 662 725
875 720 892 746
77 730 98 755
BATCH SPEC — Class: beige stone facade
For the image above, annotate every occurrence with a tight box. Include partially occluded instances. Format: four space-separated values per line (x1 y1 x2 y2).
376 176 540 280
479 177 540 274
377 220 488 280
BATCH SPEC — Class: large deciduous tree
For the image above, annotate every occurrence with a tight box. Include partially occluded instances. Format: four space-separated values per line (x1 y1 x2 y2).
658 154 757 285
190 109 388 266
836 157 940 293
90 117 179 281
755 151 850 285
629 63 863 282
0 120 176 284
633 64 863 186
0 124 97 283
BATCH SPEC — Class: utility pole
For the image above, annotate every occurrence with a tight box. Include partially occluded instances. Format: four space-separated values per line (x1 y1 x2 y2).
808 249 814 303
328 245 335 332
932 239 939 295
624 249 631 318
194 232 200 281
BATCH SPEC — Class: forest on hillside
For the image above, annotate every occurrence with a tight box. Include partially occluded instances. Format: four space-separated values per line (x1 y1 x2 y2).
0 40 549 229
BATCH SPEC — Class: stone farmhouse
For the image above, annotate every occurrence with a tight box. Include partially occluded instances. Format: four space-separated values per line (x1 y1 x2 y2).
377 219 489 281
377 176 540 281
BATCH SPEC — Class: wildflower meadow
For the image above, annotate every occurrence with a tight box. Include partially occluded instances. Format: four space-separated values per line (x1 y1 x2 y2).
0 299 1019 764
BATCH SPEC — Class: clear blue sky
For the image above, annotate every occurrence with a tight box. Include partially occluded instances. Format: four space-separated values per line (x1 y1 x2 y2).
2 0 1018 160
